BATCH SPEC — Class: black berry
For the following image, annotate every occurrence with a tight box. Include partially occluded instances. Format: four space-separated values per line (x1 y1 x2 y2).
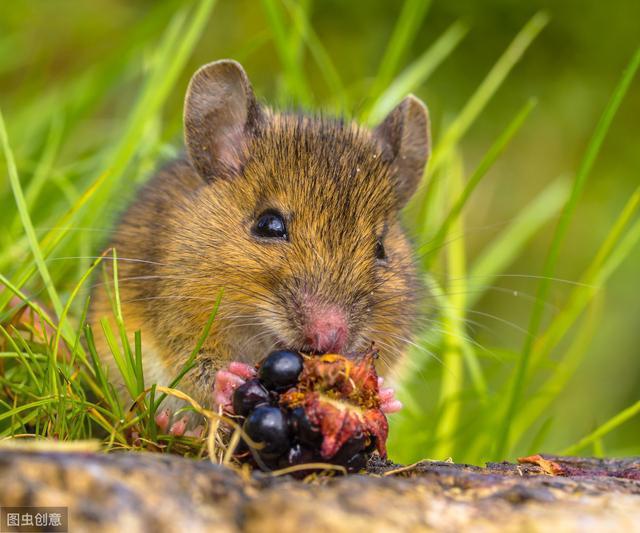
280 443 317 467
364 436 377 454
289 407 322 447
258 350 304 391
344 452 368 473
243 406 290 458
232 379 270 417
332 433 366 465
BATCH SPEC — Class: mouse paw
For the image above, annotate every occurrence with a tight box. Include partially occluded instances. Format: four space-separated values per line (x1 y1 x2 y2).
213 361 257 413
378 377 403 414
154 409 204 437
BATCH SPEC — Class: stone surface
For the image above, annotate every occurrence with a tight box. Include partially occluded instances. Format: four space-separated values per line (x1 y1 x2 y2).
0 446 638 532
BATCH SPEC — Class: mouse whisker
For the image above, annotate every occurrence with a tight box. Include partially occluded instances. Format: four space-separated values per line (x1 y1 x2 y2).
372 308 503 349
234 329 278 357
441 272 591 288
367 329 446 367
48 255 172 267
90 274 208 290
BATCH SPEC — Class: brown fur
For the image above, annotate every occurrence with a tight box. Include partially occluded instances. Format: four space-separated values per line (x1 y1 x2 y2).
89 60 429 409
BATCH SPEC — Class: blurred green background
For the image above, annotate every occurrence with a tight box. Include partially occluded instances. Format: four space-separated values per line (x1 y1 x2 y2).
0 0 638 463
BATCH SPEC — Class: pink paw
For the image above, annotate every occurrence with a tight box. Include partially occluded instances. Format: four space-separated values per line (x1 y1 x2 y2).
212 361 257 413
155 408 171 433
154 409 204 437
378 377 403 414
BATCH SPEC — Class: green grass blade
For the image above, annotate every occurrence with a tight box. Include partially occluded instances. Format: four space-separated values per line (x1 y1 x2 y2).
0 167 108 314
286 0 310 65
0 397 57 423
0 274 58 333
281 0 347 111
495 46 640 459
154 290 224 411
461 341 487 402
394 181 570 458
0 0 216 315
84 324 123 417
85 0 215 219
364 0 432 110
530 187 640 368
261 0 312 105
467 177 570 308
100 318 136 398
561 399 640 455
431 151 471 458
0 110 63 319
5 0 183 149
368 20 467 124
514 296 603 449
171 290 223 389
0 326 42 394
52 253 107 365
409 12 548 219
424 98 536 264
9 115 63 236
527 416 554 455
428 278 488 402
134 330 145 398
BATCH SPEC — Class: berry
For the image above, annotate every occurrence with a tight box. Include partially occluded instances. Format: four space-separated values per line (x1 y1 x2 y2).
332 433 366 464
364 436 377 454
243 406 290 458
232 436 249 456
344 452 368 473
258 350 304 391
289 407 322 447
280 443 317 467
233 350 388 475
232 379 270 417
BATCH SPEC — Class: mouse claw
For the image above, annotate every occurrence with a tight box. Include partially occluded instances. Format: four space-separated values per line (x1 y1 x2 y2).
169 415 189 436
228 361 257 380
184 424 204 438
379 387 403 414
155 408 171 433
155 409 203 439
213 369 245 412
212 362 257 413
379 387 394 402
381 399 403 414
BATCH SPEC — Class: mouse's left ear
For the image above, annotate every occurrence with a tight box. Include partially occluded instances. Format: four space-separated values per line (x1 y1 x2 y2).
184 60 265 181
374 95 430 207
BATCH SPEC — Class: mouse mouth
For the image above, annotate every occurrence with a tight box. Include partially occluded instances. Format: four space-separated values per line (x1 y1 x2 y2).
273 339 327 357
268 322 361 357
273 338 364 358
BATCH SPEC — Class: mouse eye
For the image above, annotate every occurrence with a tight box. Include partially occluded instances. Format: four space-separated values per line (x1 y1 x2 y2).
375 239 387 262
253 210 288 240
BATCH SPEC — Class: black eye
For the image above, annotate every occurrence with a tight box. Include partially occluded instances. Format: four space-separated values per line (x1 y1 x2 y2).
253 210 288 240
375 239 387 262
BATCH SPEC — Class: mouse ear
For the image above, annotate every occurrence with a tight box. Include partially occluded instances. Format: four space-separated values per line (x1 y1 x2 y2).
374 95 431 206
184 60 265 180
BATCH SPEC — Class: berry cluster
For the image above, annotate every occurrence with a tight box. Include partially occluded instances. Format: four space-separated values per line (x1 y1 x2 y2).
231 350 388 473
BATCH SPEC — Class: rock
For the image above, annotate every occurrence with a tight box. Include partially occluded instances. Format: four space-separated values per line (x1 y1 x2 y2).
0 446 637 532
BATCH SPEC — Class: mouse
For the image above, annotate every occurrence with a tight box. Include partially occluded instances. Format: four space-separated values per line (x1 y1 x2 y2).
89 59 430 436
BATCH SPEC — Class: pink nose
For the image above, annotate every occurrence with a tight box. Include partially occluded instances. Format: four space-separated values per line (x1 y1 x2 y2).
303 304 348 353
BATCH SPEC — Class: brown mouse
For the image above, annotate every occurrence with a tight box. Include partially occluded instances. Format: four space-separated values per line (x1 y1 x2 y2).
89 59 430 433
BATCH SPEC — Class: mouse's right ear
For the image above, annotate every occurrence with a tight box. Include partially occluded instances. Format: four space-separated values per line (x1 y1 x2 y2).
184 60 265 181
374 95 430 207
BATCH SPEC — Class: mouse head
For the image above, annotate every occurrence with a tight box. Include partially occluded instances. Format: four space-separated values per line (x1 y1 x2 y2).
180 60 429 365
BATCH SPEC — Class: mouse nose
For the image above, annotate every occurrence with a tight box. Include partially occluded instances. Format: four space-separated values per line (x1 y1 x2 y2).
302 302 348 354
